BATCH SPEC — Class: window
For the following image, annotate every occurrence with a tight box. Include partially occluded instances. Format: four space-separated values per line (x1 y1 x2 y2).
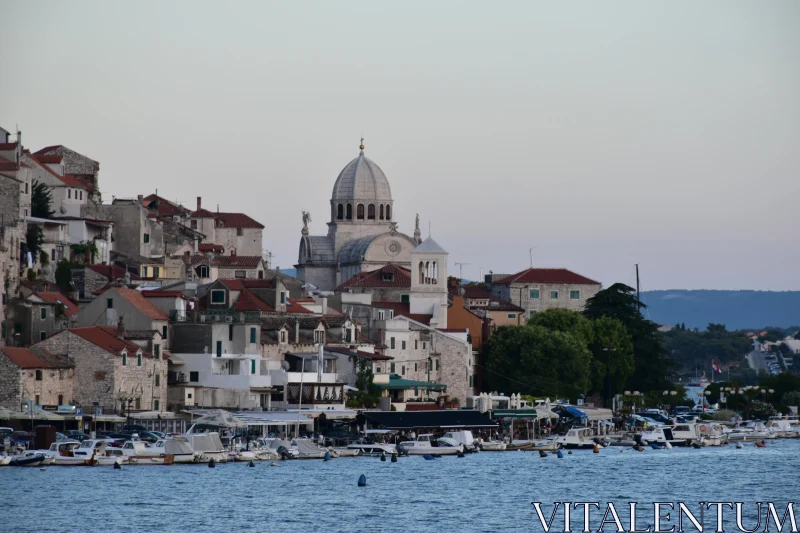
237 227 244 236
414 362 418 372
435 359 440 370
390 337 395 349
191 220 198 229
345 328 352 343
280 330 287 343
143 233 150 244
162 326 167 340
68 189 71 199
35 369 43 381
507 313 516 319
155 374 160 386
154 400 160 411
40 331 46 341
251 359 256 374
357 204 365 220
229 324 234 341
216 341 222 357
24 208 27 216
79 191 83 200
210 289 226 304
153 267 160 278
189 371 199 382
235 270 246 279
280 292 286 304
415 340 418 350
401 294 409 303
401 341 406 350
122 353 127 366
385 205 391 220
198 265 209 278
379 205 384 220
529 289 540 299
367 204 375 219
58 395 63 406
137 353 142 366
423 342 427 350
135 397 141 410
250 327 257 344
154 345 161 359
529 310 536 318
258 270 263 280
25 182 29 194
390 362 395 373
314 330 325 343
382 272 394 282
337 204 344 220
35 395 39 405
378 311 385 320
550 291 559 299
346 204 352 220
469 375 474 387
570 290 580 300
376 366 382 373
401 365 405 375
107 298 114 309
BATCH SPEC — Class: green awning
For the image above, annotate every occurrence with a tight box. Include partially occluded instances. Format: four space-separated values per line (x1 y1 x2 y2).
373 374 446 392
491 409 539 419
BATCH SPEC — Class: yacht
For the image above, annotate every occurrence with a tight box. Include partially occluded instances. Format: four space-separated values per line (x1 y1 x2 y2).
397 434 463 456
73 439 128 465
40 441 95 466
552 428 604 450
637 426 685 447
104 441 175 465
440 430 477 452
150 437 206 463
726 421 773 442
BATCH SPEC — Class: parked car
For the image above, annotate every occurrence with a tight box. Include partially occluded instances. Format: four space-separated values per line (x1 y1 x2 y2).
65 430 90 442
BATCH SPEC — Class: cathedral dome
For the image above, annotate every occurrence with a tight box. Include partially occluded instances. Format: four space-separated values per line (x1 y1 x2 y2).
331 149 392 202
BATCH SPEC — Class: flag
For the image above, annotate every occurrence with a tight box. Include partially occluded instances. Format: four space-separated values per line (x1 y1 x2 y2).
712 361 722 374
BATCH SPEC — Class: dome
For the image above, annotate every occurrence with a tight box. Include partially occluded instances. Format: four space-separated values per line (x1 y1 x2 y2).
331 150 392 202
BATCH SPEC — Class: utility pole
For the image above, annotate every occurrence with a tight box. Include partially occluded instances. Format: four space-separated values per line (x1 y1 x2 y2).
529 247 534 268
635 263 641 312
454 262 471 281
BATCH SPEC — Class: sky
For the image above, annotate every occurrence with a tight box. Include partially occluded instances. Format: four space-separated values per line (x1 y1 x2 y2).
1 1 798 291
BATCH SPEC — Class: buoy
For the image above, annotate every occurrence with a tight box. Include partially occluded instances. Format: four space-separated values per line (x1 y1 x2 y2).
323 451 331 461
556 450 564 459
619 449 624 453
692 442 702 449
248 460 255 468
357 474 367 487
423 454 436 460
567 450 572 455
538 450 547 458
39 467 46 471
208 458 216 468
593 445 600 454
113 461 122 470
269 461 278 467
380 453 386 462
736 443 743 449
755 441 766 448
390 454 397 463
457 450 465 458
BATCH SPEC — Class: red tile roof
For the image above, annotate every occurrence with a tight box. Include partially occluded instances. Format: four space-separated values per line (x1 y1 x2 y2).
211 255 262 268
220 279 275 290
34 154 63 164
1 347 52 368
0 142 19 150
286 299 313 314
69 326 154 358
87 264 141 281
113 288 169 320
448 285 492 299
198 243 224 253
438 328 467 333
0 154 21 171
34 292 80 316
373 301 432 325
33 145 64 155
492 268 601 286
140 290 187 300
233 288 275 313
191 210 264 229
27 155 87 189
142 194 191 217
335 264 412 291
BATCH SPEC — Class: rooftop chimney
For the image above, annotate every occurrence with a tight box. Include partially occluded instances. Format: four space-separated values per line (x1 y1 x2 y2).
230 249 237 264
196 197 202 211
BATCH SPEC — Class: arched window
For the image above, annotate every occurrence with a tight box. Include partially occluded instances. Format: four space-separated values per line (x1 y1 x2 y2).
337 204 344 220
367 204 375 220
357 204 365 220
418 262 425 284
386 204 391 220
432 261 437 284
346 204 353 220
379 205 384 220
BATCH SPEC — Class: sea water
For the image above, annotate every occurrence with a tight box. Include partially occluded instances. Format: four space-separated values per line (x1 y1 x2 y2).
1 440 797 533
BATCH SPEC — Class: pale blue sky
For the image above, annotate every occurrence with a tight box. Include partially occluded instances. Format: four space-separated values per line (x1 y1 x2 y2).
1 1 798 290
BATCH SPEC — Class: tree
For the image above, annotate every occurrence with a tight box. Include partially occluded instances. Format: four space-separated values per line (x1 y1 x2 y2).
589 316 635 400
485 324 592 400
584 283 673 392
25 225 44 266
528 308 594 346
31 179 54 219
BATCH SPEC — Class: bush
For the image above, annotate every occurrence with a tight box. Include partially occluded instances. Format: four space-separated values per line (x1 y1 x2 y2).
709 409 737 421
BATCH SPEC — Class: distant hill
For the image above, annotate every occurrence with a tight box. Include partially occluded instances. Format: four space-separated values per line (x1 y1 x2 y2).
640 290 800 331
275 267 297 279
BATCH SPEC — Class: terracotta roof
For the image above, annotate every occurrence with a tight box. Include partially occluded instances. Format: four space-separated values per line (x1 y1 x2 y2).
191 210 264 229
140 290 187 300
0 154 21 171
233 289 275 313
69 326 154 358
220 279 275 290
182 255 262 268
0 347 72 369
113 288 169 320
86 264 141 281
484 298 525 312
28 155 87 189
492 268 601 286
33 145 64 155
373 301 432 325
438 328 467 333
34 292 80 316
0 142 19 150
335 264 412 291
34 154 63 164
448 285 492 299
198 243 224 253
142 194 190 217
285 299 313 314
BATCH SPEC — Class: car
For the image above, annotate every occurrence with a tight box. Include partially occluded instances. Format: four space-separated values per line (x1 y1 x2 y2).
65 430 90 442
645 413 673 424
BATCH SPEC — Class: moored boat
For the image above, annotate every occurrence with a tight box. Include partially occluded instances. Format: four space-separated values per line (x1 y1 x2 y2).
397 434 463 456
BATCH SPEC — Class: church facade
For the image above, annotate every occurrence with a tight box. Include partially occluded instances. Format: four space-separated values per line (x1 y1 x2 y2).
296 142 422 291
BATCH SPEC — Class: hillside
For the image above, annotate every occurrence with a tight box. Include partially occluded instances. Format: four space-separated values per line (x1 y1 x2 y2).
640 290 800 331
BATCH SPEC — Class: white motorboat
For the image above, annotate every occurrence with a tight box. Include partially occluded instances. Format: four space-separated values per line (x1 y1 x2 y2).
150 437 205 463
638 426 685 447
104 441 175 465
180 432 228 462
765 417 800 438
478 440 507 451
553 428 604 450
440 430 477 452
330 447 361 457
397 434 463 456
9 451 51 466
40 441 95 466
726 421 774 442
292 438 330 459
346 440 398 456
0 454 12 466
73 439 129 465
263 438 299 459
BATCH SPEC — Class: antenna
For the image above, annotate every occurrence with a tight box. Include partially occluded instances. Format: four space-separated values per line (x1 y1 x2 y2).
454 262 471 280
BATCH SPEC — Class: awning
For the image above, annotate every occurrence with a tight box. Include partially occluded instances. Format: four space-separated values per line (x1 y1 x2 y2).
187 409 247 429
94 414 126 423
579 408 614 421
491 409 538 419
233 411 313 427
561 405 588 419
0 407 65 421
373 374 446 392
128 411 185 421
364 410 497 430
285 409 357 420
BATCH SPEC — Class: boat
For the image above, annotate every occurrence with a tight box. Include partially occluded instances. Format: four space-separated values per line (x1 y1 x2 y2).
637 426 685 447
725 421 773 442
72 439 129 465
10 451 50 466
397 434 463 456
263 438 299 459
0 454 12 466
40 441 96 466
292 438 330 459
180 432 228 462
150 437 206 463
477 440 507 451
440 430 478 452
345 431 399 456
329 447 361 457
104 441 175 465
765 417 800 438
552 428 604 450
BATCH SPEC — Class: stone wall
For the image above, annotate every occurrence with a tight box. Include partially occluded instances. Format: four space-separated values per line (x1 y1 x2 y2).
0 353 22 409
8 300 68 346
215 227 263 257
431 329 473 405
495 282 601 315
19 366 75 408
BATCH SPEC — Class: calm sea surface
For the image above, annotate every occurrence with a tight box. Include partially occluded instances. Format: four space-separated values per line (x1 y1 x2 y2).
2 441 797 533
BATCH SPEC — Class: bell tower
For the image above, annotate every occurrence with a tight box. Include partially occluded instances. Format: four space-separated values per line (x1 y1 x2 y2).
410 237 449 328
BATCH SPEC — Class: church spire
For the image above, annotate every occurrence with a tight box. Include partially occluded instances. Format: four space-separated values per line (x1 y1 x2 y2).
359 137 365 153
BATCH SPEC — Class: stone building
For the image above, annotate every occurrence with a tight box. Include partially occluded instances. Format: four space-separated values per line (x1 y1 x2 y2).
4 291 79 346
188 197 264 257
0 346 75 410
487 268 602 318
71 264 141 301
31 145 101 203
36 326 168 414
83 196 164 262
24 152 89 217
295 141 423 291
